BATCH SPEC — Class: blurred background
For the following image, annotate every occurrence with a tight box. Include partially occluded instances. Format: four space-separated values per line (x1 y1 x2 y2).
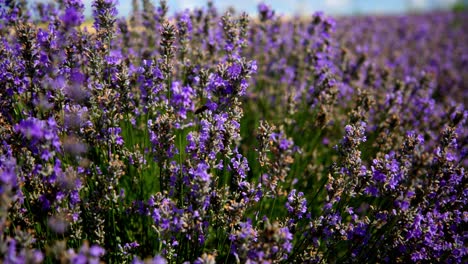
33 0 468 17
109 0 465 16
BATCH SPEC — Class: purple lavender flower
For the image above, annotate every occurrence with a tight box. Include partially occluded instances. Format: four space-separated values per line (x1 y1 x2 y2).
60 7 84 28
286 189 307 220
170 81 195 120
0 155 17 191
257 3 274 21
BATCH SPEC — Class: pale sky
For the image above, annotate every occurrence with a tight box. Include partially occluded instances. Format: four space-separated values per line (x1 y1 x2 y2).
32 0 465 17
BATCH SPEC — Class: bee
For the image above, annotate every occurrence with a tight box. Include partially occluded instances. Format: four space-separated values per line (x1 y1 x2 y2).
194 105 209 114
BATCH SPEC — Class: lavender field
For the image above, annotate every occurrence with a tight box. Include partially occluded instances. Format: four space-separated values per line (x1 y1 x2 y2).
0 0 467 263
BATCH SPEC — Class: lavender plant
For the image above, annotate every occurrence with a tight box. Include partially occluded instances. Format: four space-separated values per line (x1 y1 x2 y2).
0 0 466 263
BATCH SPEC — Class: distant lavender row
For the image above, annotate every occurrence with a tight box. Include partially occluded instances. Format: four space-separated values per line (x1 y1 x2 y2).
0 0 466 263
